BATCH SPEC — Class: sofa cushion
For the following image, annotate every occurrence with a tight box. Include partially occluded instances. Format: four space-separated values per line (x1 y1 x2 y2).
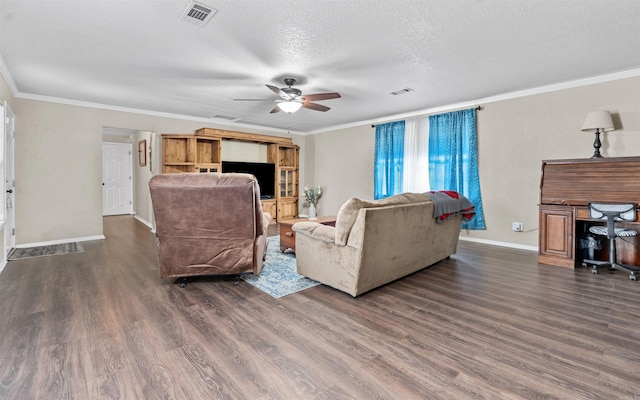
334 192 431 246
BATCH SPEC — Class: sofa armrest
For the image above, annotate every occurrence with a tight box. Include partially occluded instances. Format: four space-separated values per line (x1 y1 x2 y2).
263 212 273 227
294 221 361 296
292 222 336 244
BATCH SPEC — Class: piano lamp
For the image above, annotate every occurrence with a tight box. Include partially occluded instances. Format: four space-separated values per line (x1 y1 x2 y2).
581 110 614 158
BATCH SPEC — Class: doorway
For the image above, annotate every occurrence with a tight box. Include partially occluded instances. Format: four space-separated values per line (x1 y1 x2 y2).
102 142 133 216
4 102 15 257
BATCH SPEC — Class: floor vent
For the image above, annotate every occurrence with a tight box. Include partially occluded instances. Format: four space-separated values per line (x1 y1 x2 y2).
180 1 218 27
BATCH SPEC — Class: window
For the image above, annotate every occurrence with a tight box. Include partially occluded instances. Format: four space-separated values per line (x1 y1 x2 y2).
373 108 485 230
429 109 485 229
374 121 404 199
402 117 430 193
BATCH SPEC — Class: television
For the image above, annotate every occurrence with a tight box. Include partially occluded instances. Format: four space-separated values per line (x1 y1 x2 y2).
221 161 276 199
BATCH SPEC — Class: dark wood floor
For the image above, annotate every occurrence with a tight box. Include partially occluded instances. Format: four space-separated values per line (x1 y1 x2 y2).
1 215 639 399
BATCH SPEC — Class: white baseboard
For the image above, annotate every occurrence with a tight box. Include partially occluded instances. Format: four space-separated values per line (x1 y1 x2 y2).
458 235 538 252
15 234 106 249
0 259 6 275
134 215 155 233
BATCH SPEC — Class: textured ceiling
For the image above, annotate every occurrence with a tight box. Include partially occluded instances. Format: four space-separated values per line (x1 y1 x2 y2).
1 0 639 134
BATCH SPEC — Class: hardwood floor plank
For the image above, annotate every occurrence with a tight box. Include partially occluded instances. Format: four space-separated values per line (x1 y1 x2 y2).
120 320 191 400
444 372 529 400
0 257 48 321
36 341 89 400
76 332 127 382
92 371 124 399
0 312 42 400
358 354 454 399
186 277 408 399
174 341 247 399
1 215 640 399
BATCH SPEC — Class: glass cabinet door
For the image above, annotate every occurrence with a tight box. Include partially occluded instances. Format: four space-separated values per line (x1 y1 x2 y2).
279 169 296 197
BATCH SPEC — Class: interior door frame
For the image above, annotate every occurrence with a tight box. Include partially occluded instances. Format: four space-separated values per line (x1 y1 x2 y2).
102 141 133 216
3 101 15 258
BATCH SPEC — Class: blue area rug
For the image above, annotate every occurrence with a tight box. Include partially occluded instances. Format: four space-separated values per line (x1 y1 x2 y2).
241 236 320 298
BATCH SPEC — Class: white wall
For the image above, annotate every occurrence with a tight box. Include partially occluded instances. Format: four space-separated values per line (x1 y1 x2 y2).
223 141 268 162
307 75 640 249
15 99 104 245
3 69 638 250
132 131 156 228
303 124 374 217
10 93 304 245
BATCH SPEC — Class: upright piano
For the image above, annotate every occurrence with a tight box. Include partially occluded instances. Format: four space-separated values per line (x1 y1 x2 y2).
538 157 640 268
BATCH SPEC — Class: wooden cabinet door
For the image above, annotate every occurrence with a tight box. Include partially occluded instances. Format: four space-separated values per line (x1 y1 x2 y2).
260 200 277 221
277 199 298 221
538 206 575 268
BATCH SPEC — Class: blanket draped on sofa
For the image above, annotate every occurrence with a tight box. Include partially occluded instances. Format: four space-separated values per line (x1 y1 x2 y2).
424 190 476 223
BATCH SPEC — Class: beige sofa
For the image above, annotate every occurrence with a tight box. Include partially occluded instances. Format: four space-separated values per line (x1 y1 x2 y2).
149 173 271 284
293 193 462 296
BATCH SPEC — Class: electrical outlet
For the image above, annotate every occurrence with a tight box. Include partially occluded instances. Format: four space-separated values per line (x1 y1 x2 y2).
512 222 524 232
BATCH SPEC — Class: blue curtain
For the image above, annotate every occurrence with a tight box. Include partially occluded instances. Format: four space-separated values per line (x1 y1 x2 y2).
429 109 486 229
374 121 405 199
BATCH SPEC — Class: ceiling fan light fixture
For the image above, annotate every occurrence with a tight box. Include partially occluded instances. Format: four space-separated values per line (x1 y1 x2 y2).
235 77 340 114
277 101 302 113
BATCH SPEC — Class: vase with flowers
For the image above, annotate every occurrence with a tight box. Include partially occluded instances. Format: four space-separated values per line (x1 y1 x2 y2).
303 185 322 219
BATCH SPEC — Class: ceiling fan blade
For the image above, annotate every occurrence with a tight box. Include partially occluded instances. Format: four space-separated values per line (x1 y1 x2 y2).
266 84 290 100
270 105 281 114
302 92 341 101
302 101 330 112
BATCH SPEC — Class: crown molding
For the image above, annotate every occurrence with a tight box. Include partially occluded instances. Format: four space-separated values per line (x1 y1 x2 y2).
2 52 638 137
14 91 303 135
0 54 19 96
309 68 640 135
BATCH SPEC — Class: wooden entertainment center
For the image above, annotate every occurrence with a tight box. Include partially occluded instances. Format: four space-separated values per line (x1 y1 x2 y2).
161 128 299 221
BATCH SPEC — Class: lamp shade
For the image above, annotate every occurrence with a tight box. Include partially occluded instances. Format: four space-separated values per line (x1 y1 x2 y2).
277 101 302 113
581 111 614 132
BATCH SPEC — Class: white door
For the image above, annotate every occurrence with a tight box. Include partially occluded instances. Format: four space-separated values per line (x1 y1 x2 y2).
4 102 15 257
102 142 133 216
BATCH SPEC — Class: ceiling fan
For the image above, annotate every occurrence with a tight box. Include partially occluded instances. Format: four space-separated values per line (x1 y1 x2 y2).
234 78 341 114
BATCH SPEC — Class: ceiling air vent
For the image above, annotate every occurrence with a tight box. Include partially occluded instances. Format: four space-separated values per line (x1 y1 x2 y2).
213 115 240 122
390 88 415 96
180 1 218 27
